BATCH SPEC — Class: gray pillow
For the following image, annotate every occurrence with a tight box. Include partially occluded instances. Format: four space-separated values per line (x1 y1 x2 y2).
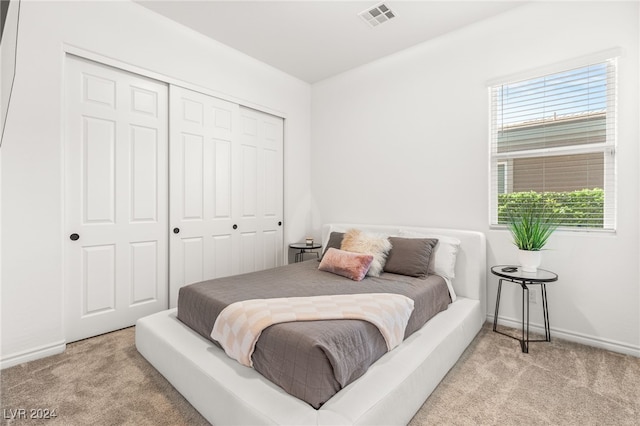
320 232 345 260
383 237 438 278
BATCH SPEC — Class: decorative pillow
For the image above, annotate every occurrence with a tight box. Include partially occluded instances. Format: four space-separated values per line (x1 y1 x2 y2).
321 232 345 260
384 237 438 278
399 231 461 279
340 229 392 277
318 248 374 281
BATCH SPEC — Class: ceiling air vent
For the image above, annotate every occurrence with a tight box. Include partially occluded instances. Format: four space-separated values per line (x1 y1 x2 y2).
358 2 397 28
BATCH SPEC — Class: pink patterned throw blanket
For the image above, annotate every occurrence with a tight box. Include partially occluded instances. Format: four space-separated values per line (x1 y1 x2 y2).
211 293 415 367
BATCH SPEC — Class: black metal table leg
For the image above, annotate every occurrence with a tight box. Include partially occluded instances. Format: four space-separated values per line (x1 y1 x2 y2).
541 283 551 342
493 279 503 332
522 283 529 353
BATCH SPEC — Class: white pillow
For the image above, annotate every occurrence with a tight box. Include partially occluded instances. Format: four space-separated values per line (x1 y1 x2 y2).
399 231 461 280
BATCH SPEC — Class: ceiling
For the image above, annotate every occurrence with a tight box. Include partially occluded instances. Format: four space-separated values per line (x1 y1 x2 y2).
135 1 526 83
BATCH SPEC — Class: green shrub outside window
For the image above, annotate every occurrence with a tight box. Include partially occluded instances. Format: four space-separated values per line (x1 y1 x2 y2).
497 188 604 228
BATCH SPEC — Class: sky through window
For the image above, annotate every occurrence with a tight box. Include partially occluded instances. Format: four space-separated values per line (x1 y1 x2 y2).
497 63 608 127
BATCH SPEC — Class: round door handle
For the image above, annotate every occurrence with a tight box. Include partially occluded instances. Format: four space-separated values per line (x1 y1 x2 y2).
232 224 238 230
173 228 180 234
278 221 282 226
69 233 80 241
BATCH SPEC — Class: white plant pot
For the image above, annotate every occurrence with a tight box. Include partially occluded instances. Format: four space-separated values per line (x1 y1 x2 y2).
518 249 541 273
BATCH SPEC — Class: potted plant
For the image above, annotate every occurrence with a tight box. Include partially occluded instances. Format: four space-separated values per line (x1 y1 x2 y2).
505 201 558 272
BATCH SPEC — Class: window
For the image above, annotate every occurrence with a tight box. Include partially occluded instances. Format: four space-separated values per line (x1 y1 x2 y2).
490 57 617 230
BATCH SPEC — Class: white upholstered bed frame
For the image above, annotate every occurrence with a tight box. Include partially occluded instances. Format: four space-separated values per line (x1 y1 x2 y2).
135 224 486 425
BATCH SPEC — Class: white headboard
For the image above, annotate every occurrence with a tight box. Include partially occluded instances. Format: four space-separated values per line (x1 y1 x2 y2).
322 223 486 315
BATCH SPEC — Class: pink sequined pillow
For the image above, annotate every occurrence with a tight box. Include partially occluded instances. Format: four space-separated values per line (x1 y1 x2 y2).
318 248 374 281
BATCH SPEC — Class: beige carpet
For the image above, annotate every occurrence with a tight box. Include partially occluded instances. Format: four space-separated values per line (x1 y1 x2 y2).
1 323 638 425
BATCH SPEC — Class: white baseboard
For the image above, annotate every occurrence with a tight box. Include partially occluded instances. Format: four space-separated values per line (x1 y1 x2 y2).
0 340 66 370
487 315 640 358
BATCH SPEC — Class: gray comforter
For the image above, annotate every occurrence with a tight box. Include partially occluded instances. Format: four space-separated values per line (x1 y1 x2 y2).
177 260 451 408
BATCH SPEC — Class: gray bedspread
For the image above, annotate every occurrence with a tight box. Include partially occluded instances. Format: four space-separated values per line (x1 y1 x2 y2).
177 260 451 408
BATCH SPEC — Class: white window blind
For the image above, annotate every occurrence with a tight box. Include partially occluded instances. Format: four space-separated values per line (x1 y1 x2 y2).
490 58 617 230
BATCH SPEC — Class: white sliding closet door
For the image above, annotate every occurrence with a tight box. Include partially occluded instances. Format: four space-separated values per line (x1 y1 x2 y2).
238 107 284 272
65 56 169 342
169 86 239 307
169 87 284 307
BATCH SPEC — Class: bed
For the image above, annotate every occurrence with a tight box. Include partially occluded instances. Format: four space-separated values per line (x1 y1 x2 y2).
136 223 486 425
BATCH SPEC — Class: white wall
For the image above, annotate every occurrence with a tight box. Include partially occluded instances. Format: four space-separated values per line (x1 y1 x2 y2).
0 0 19 139
0 1 311 367
311 2 639 355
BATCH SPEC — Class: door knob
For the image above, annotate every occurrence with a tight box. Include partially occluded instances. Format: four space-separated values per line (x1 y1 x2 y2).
233 224 238 230
173 228 180 234
69 233 80 241
278 221 282 226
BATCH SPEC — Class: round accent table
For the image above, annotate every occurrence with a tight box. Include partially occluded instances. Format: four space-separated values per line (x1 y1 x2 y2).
491 265 558 353
289 242 322 263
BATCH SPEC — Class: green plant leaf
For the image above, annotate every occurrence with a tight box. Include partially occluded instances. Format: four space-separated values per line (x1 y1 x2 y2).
505 197 558 250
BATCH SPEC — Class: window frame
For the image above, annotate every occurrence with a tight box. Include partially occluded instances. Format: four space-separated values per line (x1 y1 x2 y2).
488 53 618 232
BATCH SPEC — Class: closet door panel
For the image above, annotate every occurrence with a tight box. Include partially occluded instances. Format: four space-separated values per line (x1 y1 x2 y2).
130 126 160 222
181 133 205 220
262 230 279 270
65 56 168 342
83 117 116 223
263 148 280 217
239 107 284 271
240 231 258 274
241 145 258 218
82 244 116 315
182 237 205 285
169 86 240 307
213 140 232 218
130 241 159 305
211 234 234 278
